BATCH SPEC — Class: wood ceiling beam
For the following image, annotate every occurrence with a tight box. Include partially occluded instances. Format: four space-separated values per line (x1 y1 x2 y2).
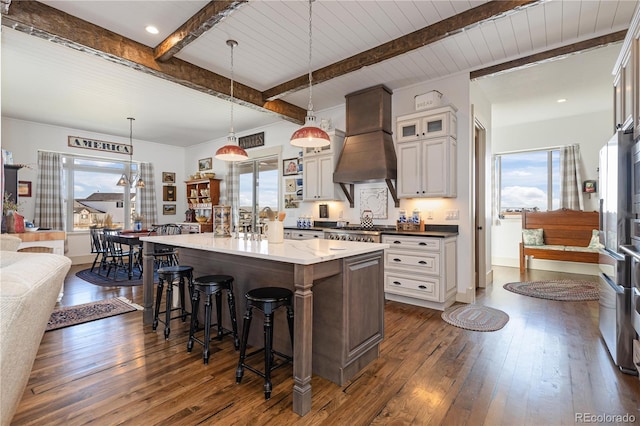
1 0 306 124
154 1 247 62
470 30 627 80
263 0 540 101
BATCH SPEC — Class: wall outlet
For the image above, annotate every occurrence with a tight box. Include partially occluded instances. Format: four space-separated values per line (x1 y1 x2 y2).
427 210 434 220
445 210 459 220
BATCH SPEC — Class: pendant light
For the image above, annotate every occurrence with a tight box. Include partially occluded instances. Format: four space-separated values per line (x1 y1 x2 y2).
215 39 249 162
290 0 330 148
116 117 145 188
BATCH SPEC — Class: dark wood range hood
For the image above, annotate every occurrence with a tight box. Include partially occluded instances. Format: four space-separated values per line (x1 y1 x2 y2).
333 85 399 207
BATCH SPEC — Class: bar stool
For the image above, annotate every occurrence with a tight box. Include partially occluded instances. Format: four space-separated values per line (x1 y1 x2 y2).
152 265 194 339
187 275 240 364
235 287 294 400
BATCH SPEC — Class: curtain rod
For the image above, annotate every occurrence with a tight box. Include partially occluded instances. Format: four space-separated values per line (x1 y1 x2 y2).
495 143 578 156
38 149 141 163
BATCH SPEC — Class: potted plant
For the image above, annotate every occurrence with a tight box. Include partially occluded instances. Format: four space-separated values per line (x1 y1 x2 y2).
132 212 144 232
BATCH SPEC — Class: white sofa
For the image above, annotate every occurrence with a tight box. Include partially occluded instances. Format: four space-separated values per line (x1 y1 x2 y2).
0 250 71 425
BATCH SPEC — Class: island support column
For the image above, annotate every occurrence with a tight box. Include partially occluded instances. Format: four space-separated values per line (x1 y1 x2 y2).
292 263 314 416
142 241 155 324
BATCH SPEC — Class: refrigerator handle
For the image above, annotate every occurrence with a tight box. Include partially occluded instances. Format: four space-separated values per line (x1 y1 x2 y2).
599 198 604 245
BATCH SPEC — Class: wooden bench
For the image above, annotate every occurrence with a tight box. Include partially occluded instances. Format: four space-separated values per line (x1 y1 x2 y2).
519 209 600 273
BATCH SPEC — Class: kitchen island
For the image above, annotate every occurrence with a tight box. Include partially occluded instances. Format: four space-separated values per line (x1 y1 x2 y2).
139 233 388 416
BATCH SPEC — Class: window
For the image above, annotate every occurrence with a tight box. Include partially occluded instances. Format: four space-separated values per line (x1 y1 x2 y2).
61 154 138 231
237 155 279 230
495 149 560 215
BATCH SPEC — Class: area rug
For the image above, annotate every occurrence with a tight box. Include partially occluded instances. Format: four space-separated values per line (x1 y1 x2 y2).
46 297 143 331
75 267 142 287
503 280 599 301
441 304 509 332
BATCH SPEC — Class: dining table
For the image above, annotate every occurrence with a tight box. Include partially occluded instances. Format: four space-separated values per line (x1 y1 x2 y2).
108 230 154 280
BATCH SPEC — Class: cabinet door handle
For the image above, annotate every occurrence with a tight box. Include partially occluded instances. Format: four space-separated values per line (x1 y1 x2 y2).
392 281 402 285
393 258 402 262
393 241 401 244
418 260 427 265
418 285 427 289
418 242 427 246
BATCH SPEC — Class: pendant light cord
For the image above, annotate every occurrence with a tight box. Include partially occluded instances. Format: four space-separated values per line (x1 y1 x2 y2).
230 41 235 135
128 117 134 179
307 0 313 112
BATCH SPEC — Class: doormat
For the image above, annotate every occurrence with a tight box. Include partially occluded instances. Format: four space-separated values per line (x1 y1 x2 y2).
441 304 509 332
46 297 143 331
503 280 599 301
76 267 143 287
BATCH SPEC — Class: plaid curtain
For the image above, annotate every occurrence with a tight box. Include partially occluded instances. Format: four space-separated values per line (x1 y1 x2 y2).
221 163 240 230
559 145 584 211
35 151 65 231
138 162 157 228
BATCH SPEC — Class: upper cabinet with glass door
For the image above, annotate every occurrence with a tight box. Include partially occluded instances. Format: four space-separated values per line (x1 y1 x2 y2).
396 105 457 143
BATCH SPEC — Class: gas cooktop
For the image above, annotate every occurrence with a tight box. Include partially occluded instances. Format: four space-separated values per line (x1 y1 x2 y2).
331 225 397 232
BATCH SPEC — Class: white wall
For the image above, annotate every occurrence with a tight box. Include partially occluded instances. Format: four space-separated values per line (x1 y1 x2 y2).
471 81 494 285
491 109 610 274
1 117 185 263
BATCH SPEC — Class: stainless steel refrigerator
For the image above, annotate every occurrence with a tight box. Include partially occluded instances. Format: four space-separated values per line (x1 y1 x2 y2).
598 128 637 374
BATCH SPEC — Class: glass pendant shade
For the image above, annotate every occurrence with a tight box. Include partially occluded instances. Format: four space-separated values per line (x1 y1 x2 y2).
116 174 128 187
290 113 330 148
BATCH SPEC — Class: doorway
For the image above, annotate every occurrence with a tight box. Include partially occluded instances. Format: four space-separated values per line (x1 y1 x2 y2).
474 117 487 289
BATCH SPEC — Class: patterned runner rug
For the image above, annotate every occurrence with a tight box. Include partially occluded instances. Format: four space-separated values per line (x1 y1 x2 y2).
441 304 509 332
503 280 599 301
46 297 143 331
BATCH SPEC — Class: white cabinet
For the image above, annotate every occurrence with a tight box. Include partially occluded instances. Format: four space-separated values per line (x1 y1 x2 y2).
396 106 457 198
302 129 345 202
397 136 457 198
396 106 457 143
287 229 323 240
382 234 457 310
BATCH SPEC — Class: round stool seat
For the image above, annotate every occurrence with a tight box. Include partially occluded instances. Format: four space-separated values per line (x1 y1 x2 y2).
194 275 234 294
246 287 292 303
157 265 193 276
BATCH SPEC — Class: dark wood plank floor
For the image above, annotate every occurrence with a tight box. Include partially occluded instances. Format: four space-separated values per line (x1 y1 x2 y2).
11 264 640 425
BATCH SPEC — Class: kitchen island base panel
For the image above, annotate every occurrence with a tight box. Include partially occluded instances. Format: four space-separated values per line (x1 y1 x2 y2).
142 243 385 416
385 291 456 311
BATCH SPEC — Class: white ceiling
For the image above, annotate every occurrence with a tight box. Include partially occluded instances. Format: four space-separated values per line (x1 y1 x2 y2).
1 0 637 146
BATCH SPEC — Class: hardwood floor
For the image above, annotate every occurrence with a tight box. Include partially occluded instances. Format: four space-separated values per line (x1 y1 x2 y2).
11 264 639 425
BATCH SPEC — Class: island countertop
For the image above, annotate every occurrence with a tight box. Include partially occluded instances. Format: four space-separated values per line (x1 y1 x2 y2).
140 233 389 265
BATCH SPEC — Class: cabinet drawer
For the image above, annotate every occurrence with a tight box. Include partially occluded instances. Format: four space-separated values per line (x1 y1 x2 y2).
385 250 439 273
385 272 439 301
382 235 440 251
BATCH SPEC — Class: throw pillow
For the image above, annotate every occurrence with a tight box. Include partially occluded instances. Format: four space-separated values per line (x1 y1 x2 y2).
522 228 544 246
588 229 603 249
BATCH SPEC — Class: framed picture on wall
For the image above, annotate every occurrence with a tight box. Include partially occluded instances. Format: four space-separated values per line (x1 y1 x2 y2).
283 158 298 176
198 157 212 171
163 204 176 215
162 172 175 183
18 181 32 197
163 185 176 201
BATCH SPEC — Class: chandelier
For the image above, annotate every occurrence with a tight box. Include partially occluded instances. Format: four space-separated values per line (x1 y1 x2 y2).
215 39 249 162
290 0 330 148
116 117 145 188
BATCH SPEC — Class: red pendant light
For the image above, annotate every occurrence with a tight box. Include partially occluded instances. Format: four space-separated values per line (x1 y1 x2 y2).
290 0 330 148
215 39 248 162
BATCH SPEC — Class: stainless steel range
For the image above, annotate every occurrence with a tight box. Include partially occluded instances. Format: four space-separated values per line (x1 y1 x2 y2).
324 226 395 243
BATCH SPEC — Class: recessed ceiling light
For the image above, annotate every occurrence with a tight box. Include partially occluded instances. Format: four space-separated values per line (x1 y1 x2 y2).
557 98 567 103
145 25 159 35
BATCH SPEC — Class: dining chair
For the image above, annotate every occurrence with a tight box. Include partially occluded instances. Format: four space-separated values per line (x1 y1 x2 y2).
152 224 181 269
103 228 135 280
89 226 108 275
